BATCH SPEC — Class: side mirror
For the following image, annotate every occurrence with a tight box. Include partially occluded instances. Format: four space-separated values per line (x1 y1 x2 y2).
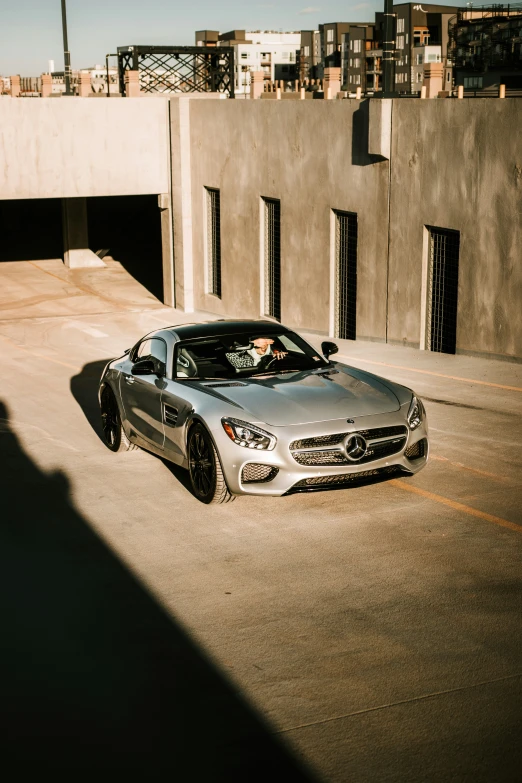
321 341 339 360
132 359 156 376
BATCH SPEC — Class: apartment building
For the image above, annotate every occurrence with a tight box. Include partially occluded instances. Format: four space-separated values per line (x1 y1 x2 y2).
341 23 381 92
449 4 522 95
298 30 321 80
394 3 457 94
317 22 351 76
196 30 300 96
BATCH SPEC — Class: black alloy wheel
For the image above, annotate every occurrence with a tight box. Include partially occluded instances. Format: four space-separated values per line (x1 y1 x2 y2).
100 386 136 452
188 423 234 504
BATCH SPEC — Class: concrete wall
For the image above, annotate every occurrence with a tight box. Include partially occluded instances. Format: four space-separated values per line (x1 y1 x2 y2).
185 99 390 338
388 99 522 359
175 97 521 360
1 95 520 359
0 97 170 199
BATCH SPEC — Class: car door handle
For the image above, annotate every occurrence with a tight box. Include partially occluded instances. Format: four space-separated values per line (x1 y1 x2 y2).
125 375 135 385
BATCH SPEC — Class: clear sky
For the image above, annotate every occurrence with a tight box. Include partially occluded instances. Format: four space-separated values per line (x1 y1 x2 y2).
2 0 464 76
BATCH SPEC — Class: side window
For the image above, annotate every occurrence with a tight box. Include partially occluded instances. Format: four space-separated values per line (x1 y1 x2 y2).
135 338 167 370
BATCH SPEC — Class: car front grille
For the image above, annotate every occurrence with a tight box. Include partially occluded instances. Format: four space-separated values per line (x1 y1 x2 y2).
404 438 427 460
290 425 408 467
291 466 401 490
289 425 407 451
292 436 406 466
241 463 279 484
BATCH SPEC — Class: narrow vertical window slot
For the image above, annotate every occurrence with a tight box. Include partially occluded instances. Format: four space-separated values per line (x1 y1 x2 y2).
205 187 221 298
427 226 460 354
334 210 357 340
262 197 281 321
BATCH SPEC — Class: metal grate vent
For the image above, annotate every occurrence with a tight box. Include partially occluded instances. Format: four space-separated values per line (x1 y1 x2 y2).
404 438 427 460
334 211 357 340
206 188 221 297
241 464 279 484
291 466 400 489
427 227 460 354
263 198 281 321
289 426 407 451
291 436 406 466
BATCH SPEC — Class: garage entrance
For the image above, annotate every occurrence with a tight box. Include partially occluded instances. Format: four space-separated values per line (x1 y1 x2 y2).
0 199 63 262
87 195 163 301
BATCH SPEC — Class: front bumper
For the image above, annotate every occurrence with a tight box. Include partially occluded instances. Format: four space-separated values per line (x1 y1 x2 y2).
210 410 429 496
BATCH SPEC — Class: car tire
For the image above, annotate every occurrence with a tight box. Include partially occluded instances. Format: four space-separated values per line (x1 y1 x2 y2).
188 423 234 504
100 386 138 453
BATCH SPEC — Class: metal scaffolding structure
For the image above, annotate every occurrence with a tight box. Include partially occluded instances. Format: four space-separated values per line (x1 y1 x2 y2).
117 46 235 97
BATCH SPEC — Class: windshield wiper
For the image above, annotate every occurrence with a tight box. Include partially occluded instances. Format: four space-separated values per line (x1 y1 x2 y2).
249 369 301 378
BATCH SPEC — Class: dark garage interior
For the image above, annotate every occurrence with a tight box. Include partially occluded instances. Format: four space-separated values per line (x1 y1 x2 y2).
0 199 63 262
87 195 163 302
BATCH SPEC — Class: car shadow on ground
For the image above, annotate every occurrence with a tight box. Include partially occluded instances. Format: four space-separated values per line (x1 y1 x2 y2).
71 360 195 496
0 398 317 778
70 359 109 443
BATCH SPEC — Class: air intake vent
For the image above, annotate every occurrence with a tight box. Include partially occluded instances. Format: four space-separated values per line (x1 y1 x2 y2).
241 464 279 484
404 438 427 460
164 405 178 427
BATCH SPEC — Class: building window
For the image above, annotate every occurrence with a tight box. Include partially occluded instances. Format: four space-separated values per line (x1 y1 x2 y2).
354 74 361 85
241 52 248 59
397 18 405 33
353 39 362 53
205 188 221 298
262 198 281 321
334 211 358 340
416 53 423 65
426 227 460 354
327 29 334 42
354 58 361 68
396 35 405 50
327 44 334 56
304 45 310 56
464 76 483 88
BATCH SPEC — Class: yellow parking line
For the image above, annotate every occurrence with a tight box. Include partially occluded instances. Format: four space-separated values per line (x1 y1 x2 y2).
430 455 509 483
0 334 78 371
339 355 522 393
391 479 522 534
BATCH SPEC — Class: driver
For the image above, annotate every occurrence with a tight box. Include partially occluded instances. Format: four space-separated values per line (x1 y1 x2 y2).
247 337 287 366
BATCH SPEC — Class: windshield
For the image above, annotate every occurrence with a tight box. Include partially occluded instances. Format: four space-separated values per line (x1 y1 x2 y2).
174 331 329 380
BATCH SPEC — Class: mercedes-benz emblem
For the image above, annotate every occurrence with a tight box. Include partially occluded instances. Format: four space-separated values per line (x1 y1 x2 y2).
344 434 367 461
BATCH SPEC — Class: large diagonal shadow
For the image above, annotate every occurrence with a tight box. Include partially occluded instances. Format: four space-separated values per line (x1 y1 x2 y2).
0 400 317 779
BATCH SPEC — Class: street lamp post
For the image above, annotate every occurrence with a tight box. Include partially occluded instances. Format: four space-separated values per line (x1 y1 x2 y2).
60 0 72 95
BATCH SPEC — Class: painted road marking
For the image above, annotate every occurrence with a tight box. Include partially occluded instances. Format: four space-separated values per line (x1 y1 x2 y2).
338 354 522 393
63 322 109 339
430 455 511 483
391 479 522 534
0 334 79 371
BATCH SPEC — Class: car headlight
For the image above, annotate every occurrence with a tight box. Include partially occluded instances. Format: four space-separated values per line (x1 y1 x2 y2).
222 417 276 450
407 395 424 430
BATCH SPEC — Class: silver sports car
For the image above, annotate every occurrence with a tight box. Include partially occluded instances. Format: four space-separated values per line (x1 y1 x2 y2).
98 320 428 503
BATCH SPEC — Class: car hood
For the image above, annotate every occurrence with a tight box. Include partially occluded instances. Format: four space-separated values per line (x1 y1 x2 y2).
200 365 401 426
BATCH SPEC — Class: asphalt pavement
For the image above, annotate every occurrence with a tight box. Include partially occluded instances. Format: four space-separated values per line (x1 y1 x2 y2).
1 261 521 780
